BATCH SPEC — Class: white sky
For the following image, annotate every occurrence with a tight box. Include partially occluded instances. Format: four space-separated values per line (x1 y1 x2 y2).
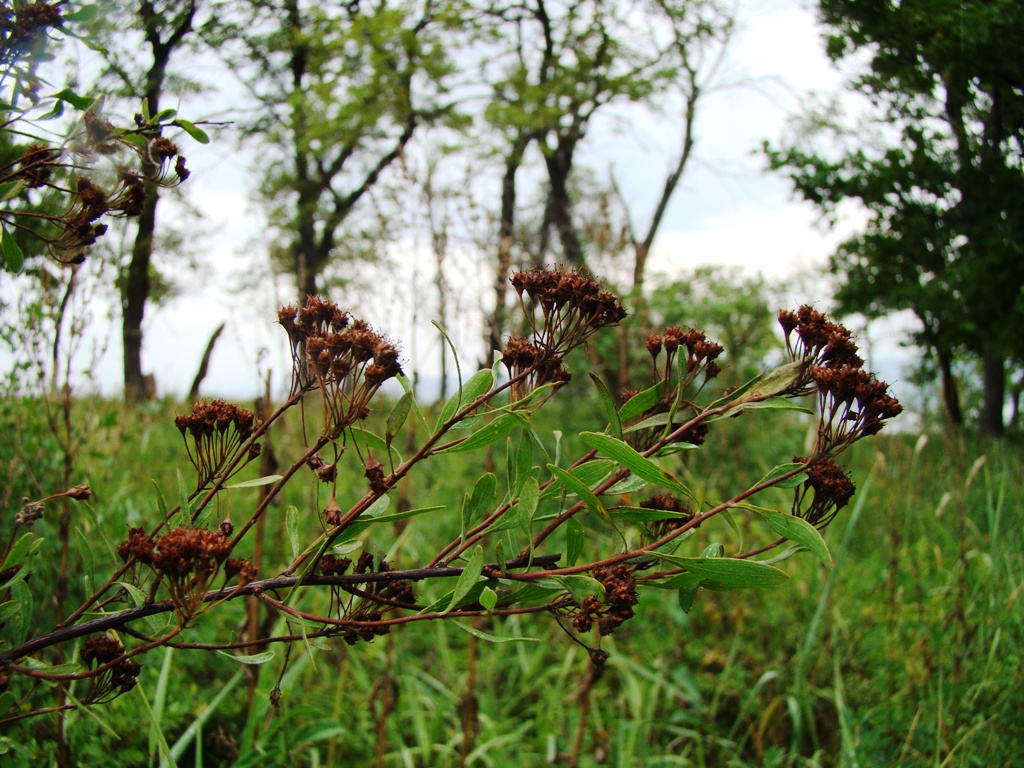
5 0 920 405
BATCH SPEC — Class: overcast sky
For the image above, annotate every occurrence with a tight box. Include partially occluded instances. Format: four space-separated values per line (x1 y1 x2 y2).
16 0 918 405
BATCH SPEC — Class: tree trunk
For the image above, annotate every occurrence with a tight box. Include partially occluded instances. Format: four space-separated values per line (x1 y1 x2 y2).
120 0 197 401
123 183 159 402
488 135 530 356
936 347 963 427
543 136 584 267
980 352 1005 436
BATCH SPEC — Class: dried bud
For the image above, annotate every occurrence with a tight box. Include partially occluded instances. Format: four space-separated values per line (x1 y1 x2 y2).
66 485 92 501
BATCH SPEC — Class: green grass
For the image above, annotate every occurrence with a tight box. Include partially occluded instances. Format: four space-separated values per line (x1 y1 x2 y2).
1 395 1022 767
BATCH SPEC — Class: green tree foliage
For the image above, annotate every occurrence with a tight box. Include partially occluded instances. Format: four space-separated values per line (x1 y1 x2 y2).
765 0 1024 434
229 0 463 299
481 0 732 350
648 266 780 386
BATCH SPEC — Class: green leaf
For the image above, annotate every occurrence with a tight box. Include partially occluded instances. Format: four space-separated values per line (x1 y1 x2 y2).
653 552 789 590
479 586 497 612
385 391 413 447
708 400 813 421
76 529 94 581
565 517 584 566
730 360 806 403
225 474 283 489
397 374 429 429
1 532 34 571
52 87 93 111
552 575 604 603
547 464 608 521
286 506 300 560
176 469 193 518
0 600 21 623
442 412 526 454
152 479 168 519
497 581 559 607
446 546 484 614
579 431 694 500
355 429 402 465
514 432 534 497
539 460 615 501
1 227 24 273
589 373 622 438
618 380 665 424
758 545 807 566
153 108 177 123
757 510 833 569
62 5 100 22
678 579 700 613
341 504 443 539
216 650 276 665
462 473 497 540
432 321 463 429
0 180 25 202
176 119 210 144
607 506 693 523
516 476 540 535
451 622 538 643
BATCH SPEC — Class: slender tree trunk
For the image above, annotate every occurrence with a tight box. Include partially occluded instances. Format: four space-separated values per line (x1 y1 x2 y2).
488 135 529 356
121 0 197 400
543 136 584 267
123 183 159 402
980 352 1005 436
936 347 963 427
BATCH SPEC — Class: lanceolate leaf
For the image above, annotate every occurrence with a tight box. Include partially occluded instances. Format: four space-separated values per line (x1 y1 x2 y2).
385 391 413 447
547 464 608 520
442 412 526 453
757 510 833 569
445 546 484 614
579 432 695 500
225 474 283 489
539 460 615 501
618 380 665 424
216 650 276 665
589 372 622 438
653 552 789 590
176 119 210 144
451 622 539 644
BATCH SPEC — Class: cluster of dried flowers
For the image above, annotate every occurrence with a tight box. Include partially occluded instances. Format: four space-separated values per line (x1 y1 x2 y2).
777 306 902 525
117 524 252 621
503 267 626 401
279 296 403 437
571 564 639 639
79 635 141 704
621 325 725 451
175 399 260 488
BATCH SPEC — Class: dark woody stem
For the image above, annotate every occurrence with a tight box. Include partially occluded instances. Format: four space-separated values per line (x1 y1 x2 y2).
0 554 560 665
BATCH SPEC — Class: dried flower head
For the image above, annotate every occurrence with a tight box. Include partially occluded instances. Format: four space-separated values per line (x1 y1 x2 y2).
501 336 571 403
279 297 402 435
149 526 233 619
510 266 626 357
571 564 639 636
793 456 857 528
174 399 259 488
80 635 141 703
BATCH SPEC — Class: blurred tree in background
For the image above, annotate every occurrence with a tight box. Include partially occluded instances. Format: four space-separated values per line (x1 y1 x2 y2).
766 0 1024 434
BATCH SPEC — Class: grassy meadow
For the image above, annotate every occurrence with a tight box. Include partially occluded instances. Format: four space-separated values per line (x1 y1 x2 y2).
1 391 1022 767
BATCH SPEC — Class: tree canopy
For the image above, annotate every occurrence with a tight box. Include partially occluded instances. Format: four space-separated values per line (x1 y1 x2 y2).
766 0 1024 434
